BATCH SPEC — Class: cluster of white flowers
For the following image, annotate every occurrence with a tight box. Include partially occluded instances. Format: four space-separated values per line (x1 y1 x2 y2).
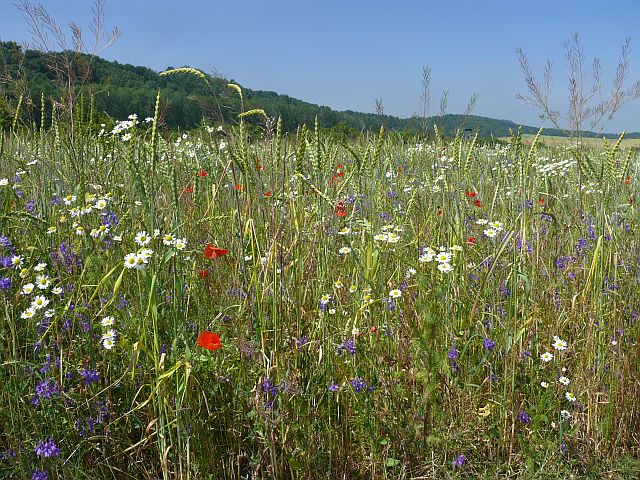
532 156 577 177
110 114 139 138
98 315 118 349
539 336 577 418
16 261 59 323
476 219 503 239
373 224 402 243
418 245 461 274
123 230 187 270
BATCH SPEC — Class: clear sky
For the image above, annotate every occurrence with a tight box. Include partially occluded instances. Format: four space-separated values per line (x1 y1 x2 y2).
2 0 640 132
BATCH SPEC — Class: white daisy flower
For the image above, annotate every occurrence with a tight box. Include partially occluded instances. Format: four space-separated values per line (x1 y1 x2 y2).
540 351 554 362
22 283 35 295
338 246 352 255
21 307 36 319
565 392 576 402
386 233 400 243
162 234 175 246
174 238 187 251
138 248 153 261
552 336 568 351
135 231 151 246
51 286 63 295
389 289 402 299
435 252 452 263
437 262 454 273
35 275 50 290
134 254 148 270
102 338 116 350
124 253 138 269
11 255 23 268
558 376 570 386
101 316 115 327
489 221 503 231
34 263 47 272
102 329 117 341
31 295 49 310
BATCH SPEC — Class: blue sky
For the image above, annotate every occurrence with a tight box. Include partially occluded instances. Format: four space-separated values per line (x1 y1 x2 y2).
2 0 640 132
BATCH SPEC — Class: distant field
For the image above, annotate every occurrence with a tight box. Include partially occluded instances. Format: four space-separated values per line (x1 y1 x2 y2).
500 133 640 148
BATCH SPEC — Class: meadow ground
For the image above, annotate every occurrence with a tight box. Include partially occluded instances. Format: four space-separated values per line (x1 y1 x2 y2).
1 105 640 479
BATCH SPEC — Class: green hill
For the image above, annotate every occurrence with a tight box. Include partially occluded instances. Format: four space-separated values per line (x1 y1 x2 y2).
0 41 634 138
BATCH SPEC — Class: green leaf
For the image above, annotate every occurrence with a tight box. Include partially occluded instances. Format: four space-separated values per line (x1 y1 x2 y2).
385 458 400 467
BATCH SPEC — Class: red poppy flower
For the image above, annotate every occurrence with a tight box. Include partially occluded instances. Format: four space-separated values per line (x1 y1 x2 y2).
235 184 243 191
370 326 377 334
203 244 228 259
197 331 221 351
468 236 476 245
334 201 347 217
198 269 210 278
538 197 545 206
264 191 272 197
465 191 477 198
257 164 263 172
474 198 483 208
625 176 631 185
200 170 207 177
183 185 194 194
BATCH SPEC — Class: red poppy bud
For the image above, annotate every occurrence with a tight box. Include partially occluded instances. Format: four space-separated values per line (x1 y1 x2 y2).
200 170 207 177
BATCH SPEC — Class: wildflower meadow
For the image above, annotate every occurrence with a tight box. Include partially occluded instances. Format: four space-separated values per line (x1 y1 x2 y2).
1 79 640 479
